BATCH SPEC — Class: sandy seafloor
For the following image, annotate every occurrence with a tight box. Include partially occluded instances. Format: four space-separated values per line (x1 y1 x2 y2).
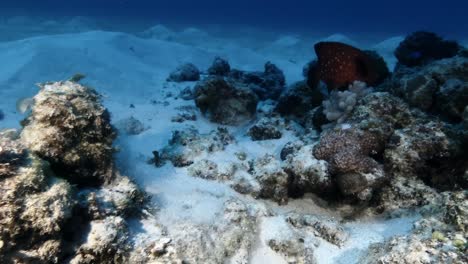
1 15 460 263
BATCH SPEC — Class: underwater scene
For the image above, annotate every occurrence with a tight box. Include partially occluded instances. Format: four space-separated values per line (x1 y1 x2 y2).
0 1 467 263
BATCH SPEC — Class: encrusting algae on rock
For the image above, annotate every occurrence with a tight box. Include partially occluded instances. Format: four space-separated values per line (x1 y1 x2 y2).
0 81 146 264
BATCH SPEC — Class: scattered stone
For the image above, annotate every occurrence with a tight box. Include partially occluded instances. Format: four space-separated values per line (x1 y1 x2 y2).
157 127 234 167
187 159 236 181
171 106 197 123
252 155 289 204
286 213 348 246
178 86 195 100
194 77 258 125
248 117 283 141
167 63 200 82
207 56 230 76
115 116 147 135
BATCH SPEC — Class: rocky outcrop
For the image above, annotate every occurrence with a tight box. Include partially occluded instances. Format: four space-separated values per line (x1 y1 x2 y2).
194 77 258 125
21 81 116 187
0 82 145 264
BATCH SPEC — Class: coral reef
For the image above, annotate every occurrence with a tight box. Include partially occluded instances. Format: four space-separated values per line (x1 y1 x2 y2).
313 127 386 200
187 159 237 181
21 81 116 187
395 31 460 67
167 63 201 82
309 92 413 201
194 77 258 125
322 81 372 124
207 56 230 76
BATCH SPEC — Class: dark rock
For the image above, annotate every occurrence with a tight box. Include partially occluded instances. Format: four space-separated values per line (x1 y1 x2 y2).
194 77 258 125
116 116 147 135
21 81 116 187
158 127 235 167
276 81 324 118
363 50 390 85
207 57 230 76
280 141 303 161
389 56 468 122
0 109 4 121
252 155 289 204
312 107 328 127
395 31 460 67
305 60 319 89
248 117 283 141
178 87 195 100
384 121 465 189
167 63 200 82
435 79 468 122
283 144 332 197
229 62 286 100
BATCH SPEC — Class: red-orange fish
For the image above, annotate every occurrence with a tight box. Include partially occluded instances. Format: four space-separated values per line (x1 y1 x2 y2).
308 42 388 90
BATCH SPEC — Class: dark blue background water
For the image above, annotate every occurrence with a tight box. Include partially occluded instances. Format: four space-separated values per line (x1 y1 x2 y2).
1 0 467 38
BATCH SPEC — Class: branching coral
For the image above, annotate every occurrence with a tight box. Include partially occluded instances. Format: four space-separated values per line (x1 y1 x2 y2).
322 81 372 124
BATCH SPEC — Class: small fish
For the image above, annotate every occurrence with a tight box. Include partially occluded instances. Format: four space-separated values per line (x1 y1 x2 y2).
16 97 34 114
309 41 387 90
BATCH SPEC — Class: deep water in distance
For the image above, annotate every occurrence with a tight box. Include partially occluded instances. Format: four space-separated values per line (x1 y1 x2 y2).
1 0 467 38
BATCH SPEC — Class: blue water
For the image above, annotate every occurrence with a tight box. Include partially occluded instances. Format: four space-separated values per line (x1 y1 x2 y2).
1 0 467 38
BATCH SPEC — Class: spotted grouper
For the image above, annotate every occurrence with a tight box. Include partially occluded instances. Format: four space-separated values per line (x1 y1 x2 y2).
308 41 389 90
